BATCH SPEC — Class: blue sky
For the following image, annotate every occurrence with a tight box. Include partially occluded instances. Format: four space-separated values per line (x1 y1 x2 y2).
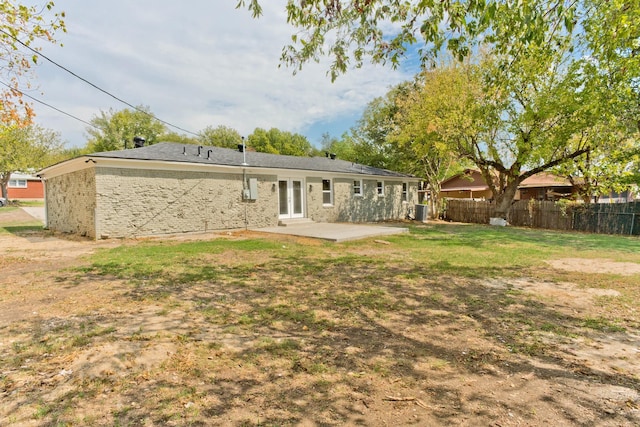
22 1 418 149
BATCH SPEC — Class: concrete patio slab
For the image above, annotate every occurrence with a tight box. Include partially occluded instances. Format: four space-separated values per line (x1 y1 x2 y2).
254 222 409 242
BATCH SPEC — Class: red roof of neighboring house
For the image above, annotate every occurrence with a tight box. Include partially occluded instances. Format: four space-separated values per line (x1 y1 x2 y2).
441 170 578 191
519 172 575 188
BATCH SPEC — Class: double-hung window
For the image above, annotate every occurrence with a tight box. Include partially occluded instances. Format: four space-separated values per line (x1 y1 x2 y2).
322 179 333 205
376 181 384 197
353 179 362 196
9 179 27 188
402 182 408 203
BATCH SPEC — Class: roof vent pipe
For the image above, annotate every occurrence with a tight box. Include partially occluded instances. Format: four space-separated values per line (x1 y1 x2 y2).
241 136 248 166
197 145 203 157
207 149 213 159
133 136 146 148
330 153 336 160
183 146 187 155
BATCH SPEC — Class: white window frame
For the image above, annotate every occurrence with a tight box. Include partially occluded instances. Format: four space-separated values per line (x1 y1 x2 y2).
402 182 408 203
353 179 363 197
8 179 27 188
376 180 384 197
322 178 333 206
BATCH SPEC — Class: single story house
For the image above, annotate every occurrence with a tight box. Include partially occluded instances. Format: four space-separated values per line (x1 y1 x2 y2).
37 142 419 239
439 169 578 201
6 172 44 200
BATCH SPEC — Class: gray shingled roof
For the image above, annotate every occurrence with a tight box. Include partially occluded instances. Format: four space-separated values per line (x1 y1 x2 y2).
89 142 414 178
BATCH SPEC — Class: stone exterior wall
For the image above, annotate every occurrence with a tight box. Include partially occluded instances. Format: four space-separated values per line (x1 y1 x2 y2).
45 168 97 238
44 164 418 239
306 177 418 223
94 167 278 238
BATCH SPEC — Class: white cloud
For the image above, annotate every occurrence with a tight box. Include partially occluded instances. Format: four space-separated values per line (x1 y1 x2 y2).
24 0 413 147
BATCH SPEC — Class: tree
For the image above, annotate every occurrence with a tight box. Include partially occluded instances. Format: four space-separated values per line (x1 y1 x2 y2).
239 0 584 81
198 125 243 149
319 132 356 161
247 128 314 156
86 106 167 152
0 1 65 125
391 69 467 218
0 124 63 199
348 82 416 171
394 53 595 220
162 131 198 145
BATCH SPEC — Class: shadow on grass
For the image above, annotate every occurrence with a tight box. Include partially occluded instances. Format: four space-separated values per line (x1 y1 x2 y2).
3 234 639 426
1 225 44 235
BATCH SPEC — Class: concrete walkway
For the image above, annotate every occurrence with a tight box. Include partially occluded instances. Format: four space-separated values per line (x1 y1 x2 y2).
20 207 46 223
255 222 409 242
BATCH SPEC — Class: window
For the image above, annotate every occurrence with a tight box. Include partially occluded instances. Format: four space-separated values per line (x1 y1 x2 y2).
402 182 408 203
8 179 27 188
322 179 333 205
376 181 384 196
353 179 362 196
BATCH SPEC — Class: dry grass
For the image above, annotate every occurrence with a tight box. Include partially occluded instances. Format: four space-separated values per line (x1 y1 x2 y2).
1 222 640 425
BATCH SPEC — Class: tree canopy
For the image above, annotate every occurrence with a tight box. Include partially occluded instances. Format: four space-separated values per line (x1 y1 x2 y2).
0 124 63 199
198 125 243 149
247 128 315 156
0 1 66 125
86 106 167 152
239 0 598 81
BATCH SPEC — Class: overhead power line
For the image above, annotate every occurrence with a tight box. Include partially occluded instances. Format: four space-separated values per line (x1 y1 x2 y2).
0 79 98 128
0 28 200 137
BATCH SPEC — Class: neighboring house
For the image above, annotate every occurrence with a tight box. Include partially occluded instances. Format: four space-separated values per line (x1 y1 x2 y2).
37 142 419 239
440 169 579 201
6 172 44 200
439 170 493 200
596 188 639 203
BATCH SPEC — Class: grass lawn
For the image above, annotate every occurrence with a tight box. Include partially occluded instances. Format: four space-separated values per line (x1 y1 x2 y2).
1 223 639 426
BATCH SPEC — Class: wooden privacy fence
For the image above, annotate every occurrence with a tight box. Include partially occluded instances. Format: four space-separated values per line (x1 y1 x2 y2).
443 199 640 236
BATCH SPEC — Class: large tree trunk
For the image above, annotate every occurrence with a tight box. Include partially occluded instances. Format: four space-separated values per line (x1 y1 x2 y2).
493 180 520 220
0 172 10 200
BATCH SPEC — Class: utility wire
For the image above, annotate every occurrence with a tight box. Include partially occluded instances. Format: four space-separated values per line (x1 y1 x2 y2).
0 79 98 129
0 28 200 137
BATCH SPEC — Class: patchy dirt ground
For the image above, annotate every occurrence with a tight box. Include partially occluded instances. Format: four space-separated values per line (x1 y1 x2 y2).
1 209 639 426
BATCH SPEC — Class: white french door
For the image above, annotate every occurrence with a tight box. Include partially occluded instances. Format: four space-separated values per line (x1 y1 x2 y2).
278 178 304 219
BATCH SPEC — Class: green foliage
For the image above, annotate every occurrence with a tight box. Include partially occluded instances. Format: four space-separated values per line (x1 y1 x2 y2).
86 106 167 152
247 127 314 156
348 82 417 171
198 125 243 149
162 131 198 145
319 132 356 161
0 124 63 199
241 1 584 82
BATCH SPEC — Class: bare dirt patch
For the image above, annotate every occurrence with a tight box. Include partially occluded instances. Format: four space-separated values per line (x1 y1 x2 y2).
547 258 640 276
1 222 639 426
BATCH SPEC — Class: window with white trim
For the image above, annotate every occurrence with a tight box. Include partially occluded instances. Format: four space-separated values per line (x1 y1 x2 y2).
376 180 384 196
322 179 333 205
353 179 362 196
402 182 408 202
8 179 27 188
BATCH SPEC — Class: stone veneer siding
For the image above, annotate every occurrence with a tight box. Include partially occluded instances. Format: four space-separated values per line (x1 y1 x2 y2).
306 177 418 223
45 167 97 238
94 167 278 239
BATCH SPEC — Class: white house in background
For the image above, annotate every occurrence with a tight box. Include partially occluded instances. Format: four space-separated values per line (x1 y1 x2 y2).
37 142 419 239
